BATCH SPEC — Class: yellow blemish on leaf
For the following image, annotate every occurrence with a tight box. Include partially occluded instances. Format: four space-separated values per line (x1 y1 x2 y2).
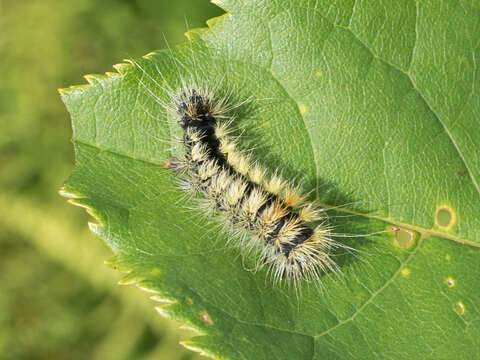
200 312 213 325
435 205 456 230
150 268 161 276
186 297 193 305
454 301 465 315
355 292 366 301
445 277 456 288
445 254 451 262
299 104 308 115
401 268 411 277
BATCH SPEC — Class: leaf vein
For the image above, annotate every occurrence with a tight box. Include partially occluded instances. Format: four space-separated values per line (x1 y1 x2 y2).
314 237 424 339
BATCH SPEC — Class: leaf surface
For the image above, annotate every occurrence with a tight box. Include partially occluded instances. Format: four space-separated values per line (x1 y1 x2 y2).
61 0 480 358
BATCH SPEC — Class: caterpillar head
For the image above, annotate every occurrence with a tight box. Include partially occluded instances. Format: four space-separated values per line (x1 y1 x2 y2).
176 88 215 129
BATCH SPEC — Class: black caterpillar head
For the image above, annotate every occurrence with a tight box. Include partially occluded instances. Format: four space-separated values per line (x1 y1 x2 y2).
177 89 216 129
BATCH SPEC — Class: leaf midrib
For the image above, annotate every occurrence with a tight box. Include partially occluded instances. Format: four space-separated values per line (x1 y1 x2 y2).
74 125 477 250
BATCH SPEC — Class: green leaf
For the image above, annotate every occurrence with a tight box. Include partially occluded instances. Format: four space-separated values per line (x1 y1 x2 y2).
60 0 480 358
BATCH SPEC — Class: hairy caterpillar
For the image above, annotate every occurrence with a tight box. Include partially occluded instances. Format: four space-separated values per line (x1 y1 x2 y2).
165 85 342 284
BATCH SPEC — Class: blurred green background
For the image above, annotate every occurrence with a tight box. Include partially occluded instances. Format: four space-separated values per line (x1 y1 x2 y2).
0 1 223 359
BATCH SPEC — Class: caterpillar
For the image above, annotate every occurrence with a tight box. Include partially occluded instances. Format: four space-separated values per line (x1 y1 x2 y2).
164 85 341 284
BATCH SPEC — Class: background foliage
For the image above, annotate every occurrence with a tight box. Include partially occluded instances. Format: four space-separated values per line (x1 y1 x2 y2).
0 1 221 359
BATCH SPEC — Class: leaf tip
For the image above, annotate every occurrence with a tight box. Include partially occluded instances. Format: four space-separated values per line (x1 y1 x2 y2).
179 323 202 333
88 221 102 235
67 198 98 219
136 283 160 294
180 340 219 360
58 84 91 97
184 28 208 41
142 51 160 60
206 13 229 28
210 0 228 12
118 274 144 286
104 257 132 273
150 295 175 304
154 305 172 318
58 187 78 199
112 62 132 75
83 74 108 85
